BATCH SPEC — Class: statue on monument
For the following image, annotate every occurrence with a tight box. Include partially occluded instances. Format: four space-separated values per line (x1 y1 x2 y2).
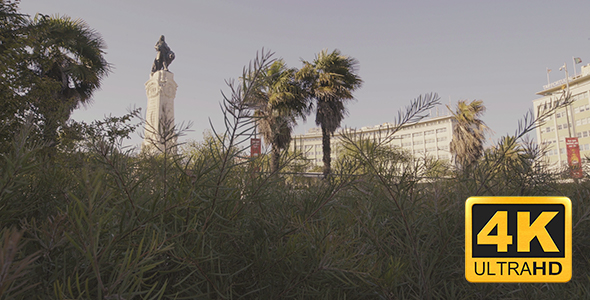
151 35 175 73
143 35 178 154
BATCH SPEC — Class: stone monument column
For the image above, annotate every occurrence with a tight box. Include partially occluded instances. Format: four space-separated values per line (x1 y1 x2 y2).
141 70 178 153
141 35 177 153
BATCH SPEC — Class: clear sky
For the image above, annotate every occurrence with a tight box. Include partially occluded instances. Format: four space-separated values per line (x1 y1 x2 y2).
18 0 590 147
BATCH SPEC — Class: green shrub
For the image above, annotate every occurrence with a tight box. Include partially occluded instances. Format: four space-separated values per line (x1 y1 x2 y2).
1 55 589 299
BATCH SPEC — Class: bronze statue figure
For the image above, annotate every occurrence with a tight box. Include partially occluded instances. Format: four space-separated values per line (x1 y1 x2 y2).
151 35 175 73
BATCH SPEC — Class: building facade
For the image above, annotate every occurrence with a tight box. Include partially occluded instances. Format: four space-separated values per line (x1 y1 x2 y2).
290 113 455 166
533 64 590 167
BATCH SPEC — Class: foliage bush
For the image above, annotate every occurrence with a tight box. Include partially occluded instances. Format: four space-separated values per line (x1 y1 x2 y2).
1 53 590 300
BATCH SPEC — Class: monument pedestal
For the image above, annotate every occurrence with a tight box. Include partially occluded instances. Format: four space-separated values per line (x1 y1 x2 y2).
141 70 178 153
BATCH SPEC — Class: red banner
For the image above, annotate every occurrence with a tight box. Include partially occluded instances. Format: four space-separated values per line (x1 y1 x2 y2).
251 138 261 157
566 137 584 179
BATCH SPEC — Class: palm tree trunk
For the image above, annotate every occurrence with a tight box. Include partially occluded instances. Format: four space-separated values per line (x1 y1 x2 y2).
271 142 280 174
39 104 64 148
321 125 331 177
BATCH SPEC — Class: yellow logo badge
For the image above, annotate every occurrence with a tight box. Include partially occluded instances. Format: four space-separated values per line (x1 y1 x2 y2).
465 197 571 282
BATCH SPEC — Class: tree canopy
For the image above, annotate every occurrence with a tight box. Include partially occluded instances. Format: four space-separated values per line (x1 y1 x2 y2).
247 59 309 173
0 1 110 149
448 99 489 169
297 49 363 177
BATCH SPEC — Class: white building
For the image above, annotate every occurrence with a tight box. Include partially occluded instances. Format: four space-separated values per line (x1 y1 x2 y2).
290 113 455 166
533 64 590 167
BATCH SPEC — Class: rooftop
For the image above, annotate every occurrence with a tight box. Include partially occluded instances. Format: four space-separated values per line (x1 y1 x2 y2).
536 64 590 96
300 110 453 136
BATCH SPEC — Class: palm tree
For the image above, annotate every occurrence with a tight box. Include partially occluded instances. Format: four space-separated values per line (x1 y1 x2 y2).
28 14 110 145
248 60 309 173
297 49 362 177
448 99 489 169
487 135 532 173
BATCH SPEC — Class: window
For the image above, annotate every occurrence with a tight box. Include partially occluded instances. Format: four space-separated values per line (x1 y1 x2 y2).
413 140 423 145
583 118 587 125
572 92 587 102
575 107 580 114
556 112 562 118
413 132 422 137
578 132 582 138
402 142 411 147
425 130 435 135
437 137 447 142
581 106 586 112
585 131 589 138
425 139 435 143
401 134 411 139
585 144 590 151
426 147 435 152
546 127 551 133
577 120 582 126
436 128 447 133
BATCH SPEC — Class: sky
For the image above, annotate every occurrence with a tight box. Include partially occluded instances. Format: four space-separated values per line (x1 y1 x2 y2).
18 0 590 148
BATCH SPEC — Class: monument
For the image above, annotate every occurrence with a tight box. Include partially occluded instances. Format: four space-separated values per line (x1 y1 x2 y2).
142 35 178 153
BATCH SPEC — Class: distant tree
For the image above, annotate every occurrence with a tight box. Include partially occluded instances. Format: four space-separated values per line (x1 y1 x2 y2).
27 14 111 145
297 49 362 177
448 99 489 169
248 60 309 173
